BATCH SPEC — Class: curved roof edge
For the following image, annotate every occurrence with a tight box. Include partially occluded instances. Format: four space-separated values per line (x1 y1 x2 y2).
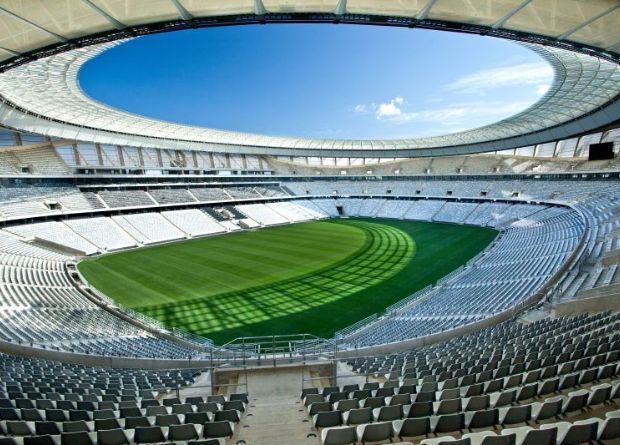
0 13 619 157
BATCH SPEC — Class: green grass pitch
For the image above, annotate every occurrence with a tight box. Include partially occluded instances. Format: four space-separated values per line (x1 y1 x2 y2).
78 218 497 344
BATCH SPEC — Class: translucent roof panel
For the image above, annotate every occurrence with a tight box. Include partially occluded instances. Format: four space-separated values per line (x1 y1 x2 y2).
0 0 113 40
0 9 59 53
88 0 182 26
0 38 618 154
262 0 338 13
429 0 525 26
504 0 618 40
0 1 616 59
570 8 620 50
178 0 255 17
346 0 426 17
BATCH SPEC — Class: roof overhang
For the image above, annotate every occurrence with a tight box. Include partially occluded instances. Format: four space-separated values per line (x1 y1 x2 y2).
0 1 618 157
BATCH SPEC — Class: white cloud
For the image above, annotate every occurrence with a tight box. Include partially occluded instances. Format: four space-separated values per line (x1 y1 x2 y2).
354 104 368 113
446 62 553 94
374 100 533 132
376 97 404 119
535 83 551 95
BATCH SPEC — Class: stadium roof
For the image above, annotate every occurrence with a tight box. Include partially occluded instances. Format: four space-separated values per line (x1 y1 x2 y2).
0 0 619 157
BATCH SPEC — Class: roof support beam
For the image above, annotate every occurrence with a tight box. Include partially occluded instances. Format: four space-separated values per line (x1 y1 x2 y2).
80 0 125 29
492 0 533 29
557 4 620 40
416 0 438 20
334 0 347 16
0 46 20 56
169 0 193 21
255 0 267 16
0 7 67 43
606 39 620 52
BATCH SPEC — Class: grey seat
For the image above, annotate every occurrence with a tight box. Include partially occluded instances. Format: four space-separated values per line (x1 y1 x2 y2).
172 403 194 414
93 409 115 420
119 407 142 418
97 428 129 445
197 402 220 413
214 409 239 423
463 431 515 445
432 413 464 433
393 417 431 439
229 393 249 404
587 383 611 406
20 409 43 421
502 425 556 445
597 415 620 441
546 420 598 445
35 421 60 436
145 405 167 416
60 431 94 445
202 421 233 438
466 409 499 430
24 435 56 445
329 392 349 403
6 420 34 436
309 402 332 416
62 420 90 433
408 401 433 418
124 416 150 429
500 405 531 426
362 397 384 409
163 398 181 407
134 425 165 444
313 410 343 429
343 407 372 425
185 397 204 406
531 398 562 422
356 421 393 444
390 394 412 406
305 394 325 407
155 413 180 426
185 411 209 425
95 418 121 431
168 423 199 441
334 399 359 412
321 425 356 445
435 398 461 415
206 395 225 405
373 404 403 422
562 390 589 413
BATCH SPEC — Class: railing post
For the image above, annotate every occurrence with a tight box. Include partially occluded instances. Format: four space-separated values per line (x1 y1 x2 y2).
333 338 338 387
272 335 276 367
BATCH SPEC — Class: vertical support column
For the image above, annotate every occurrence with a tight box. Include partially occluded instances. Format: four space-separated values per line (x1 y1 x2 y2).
72 143 81 167
117 145 125 167
96 143 104 166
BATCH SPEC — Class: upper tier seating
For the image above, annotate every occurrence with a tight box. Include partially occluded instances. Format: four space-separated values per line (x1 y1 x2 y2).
160 209 226 237
235 204 289 226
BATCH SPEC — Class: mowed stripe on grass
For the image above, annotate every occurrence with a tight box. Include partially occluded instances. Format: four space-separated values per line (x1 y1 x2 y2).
78 218 497 344
78 221 367 305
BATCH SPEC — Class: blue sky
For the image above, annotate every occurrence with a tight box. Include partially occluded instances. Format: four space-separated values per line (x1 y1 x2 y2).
80 24 553 140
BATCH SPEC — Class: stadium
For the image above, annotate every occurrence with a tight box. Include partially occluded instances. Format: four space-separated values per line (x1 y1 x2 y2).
0 1 619 445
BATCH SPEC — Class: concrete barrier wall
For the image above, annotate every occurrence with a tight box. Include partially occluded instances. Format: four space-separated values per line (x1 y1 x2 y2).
552 291 620 316
0 340 210 369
